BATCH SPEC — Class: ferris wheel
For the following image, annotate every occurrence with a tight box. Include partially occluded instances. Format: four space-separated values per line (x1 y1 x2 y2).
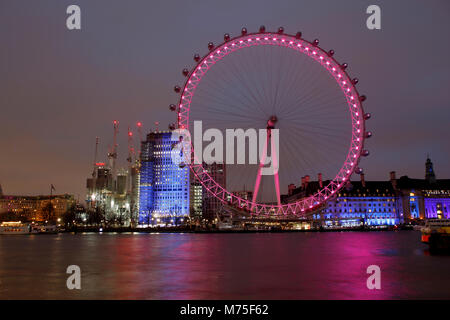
169 26 371 217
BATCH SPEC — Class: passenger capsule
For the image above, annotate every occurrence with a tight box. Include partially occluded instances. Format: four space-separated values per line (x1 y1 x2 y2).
193 54 200 62
295 32 302 39
362 150 370 157
355 167 363 174
182 68 189 77
169 123 176 131
341 63 348 70
278 27 284 34
208 42 214 51
360 95 367 102
352 78 359 85
224 33 230 42
259 25 266 33
365 131 372 138
169 104 176 111
328 49 335 56
364 112 371 120
241 27 247 35
174 85 181 93
313 39 319 46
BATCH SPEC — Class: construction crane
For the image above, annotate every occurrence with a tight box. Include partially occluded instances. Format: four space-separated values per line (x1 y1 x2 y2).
126 127 135 166
107 120 119 190
136 121 143 158
127 127 136 195
92 137 99 178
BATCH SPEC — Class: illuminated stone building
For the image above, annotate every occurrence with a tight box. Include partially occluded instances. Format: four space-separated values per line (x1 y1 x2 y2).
285 158 450 226
0 194 75 222
394 157 450 220
317 175 403 227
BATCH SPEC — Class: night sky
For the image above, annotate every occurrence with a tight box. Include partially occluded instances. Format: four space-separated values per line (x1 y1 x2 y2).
0 0 449 200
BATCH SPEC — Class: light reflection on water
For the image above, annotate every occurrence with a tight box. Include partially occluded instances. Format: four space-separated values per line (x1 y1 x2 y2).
0 231 449 299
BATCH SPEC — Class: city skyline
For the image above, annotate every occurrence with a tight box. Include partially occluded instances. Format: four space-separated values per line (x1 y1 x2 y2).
1 1 450 304
1 0 449 199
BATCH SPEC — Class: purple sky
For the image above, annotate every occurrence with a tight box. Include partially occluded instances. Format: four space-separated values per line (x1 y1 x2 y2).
0 0 449 200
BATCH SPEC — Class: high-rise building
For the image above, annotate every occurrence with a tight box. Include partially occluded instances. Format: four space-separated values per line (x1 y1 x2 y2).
190 179 203 219
138 131 189 225
116 169 128 195
86 165 113 210
202 162 226 221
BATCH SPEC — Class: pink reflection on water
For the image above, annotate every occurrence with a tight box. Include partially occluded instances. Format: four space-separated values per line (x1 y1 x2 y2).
1 232 449 299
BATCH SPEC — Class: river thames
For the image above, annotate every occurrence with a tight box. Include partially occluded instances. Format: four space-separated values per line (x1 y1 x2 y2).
0 231 449 299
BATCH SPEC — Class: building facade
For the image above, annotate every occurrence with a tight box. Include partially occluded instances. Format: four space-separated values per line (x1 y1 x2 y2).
395 159 450 220
0 194 75 222
201 162 226 221
315 177 403 227
190 179 203 219
138 131 189 225
286 158 450 226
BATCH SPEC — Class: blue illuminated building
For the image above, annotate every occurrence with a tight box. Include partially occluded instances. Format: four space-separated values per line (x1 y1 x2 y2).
138 131 189 225
319 177 403 227
295 157 450 227
396 157 450 220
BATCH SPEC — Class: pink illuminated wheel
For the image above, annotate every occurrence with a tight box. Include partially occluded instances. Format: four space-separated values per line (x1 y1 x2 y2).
170 27 371 217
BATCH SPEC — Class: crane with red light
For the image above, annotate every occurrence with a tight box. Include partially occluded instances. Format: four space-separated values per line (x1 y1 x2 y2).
126 127 136 195
136 121 143 158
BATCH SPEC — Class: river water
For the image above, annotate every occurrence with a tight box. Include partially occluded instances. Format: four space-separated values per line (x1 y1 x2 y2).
0 231 449 299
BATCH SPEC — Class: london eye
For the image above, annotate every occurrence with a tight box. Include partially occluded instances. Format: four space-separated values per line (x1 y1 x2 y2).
169 26 371 217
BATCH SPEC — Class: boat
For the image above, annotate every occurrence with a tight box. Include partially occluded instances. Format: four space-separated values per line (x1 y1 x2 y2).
31 224 59 234
0 221 31 234
216 216 244 231
421 219 450 251
215 208 244 231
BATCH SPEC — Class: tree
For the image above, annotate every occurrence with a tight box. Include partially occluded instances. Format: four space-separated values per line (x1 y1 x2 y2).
63 204 77 228
88 206 105 227
0 211 16 222
42 202 56 224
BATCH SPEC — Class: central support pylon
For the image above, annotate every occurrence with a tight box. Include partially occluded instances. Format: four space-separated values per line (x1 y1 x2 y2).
252 116 281 209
